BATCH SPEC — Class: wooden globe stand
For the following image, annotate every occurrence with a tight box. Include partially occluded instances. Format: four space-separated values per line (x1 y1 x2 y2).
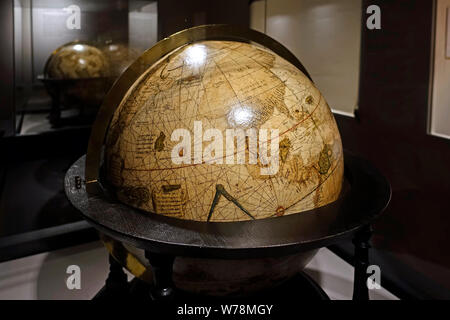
65 151 391 301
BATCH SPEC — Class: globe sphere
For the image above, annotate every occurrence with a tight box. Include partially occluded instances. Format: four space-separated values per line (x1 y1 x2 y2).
104 41 343 222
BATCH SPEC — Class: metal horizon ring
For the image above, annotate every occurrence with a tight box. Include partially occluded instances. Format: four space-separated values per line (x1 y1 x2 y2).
85 24 314 195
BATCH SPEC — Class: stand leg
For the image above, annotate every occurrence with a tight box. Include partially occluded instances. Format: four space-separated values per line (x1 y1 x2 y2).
93 255 129 300
145 251 175 302
352 225 372 300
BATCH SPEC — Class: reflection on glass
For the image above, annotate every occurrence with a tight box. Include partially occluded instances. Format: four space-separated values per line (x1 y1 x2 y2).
13 0 158 135
45 42 111 79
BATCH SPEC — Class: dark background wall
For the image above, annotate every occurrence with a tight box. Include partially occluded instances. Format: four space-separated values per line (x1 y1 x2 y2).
335 0 450 299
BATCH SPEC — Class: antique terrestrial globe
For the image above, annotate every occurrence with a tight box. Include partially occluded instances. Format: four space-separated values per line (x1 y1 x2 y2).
43 41 111 107
85 25 343 296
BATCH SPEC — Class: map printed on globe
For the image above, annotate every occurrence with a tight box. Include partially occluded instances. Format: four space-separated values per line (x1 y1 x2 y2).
104 40 343 222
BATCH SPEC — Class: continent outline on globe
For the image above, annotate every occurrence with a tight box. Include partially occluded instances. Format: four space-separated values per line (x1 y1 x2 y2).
103 39 344 222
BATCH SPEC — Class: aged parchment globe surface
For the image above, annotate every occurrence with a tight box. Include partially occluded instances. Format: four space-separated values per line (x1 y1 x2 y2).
46 43 110 79
105 40 343 222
